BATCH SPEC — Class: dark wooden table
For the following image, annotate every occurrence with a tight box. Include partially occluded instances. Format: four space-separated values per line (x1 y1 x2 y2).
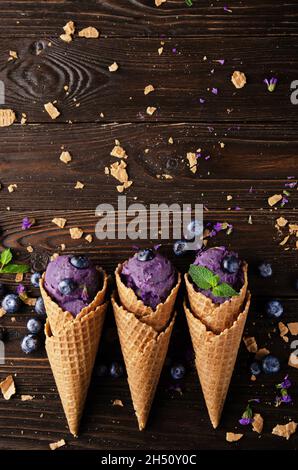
0 0 297 451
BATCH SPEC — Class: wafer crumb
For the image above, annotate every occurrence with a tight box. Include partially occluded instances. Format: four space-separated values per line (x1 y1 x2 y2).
243 336 258 353
108 62 118 72
49 439 66 450
252 413 264 434
268 194 282 207
110 145 127 159
85 234 93 243
288 322 298 336
272 421 297 440
0 109 16 127
52 217 67 228
75 181 84 189
186 152 197 174
44 102 60 119
21 395 35 401
144 84 155 95
0 375 16 400
231 71 246 89
69 227 83 239
146 106 157 115
226 432 243 442
60 151 72 164
78 26 99 38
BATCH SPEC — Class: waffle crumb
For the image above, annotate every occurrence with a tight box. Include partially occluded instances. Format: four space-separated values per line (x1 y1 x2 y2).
252 413 264 434
78 26 99 38
49 439 66 450
69 227 83 239
231 71 247 89
108 62 119 72
226 432 243 442
52 217 67 228
44 102 60 119
60 151 72 164
144 84 155 95
272 421 297 440
0 375 16 400
0 109 16 127
243 336 258 353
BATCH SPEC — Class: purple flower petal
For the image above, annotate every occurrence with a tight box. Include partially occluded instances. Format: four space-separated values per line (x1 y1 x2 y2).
22 217 32 230
239 417 252 426
211 87 218 95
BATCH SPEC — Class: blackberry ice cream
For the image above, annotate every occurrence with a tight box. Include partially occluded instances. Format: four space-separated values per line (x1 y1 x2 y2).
44 255 100 316
191 246 244 304
121 249 176 309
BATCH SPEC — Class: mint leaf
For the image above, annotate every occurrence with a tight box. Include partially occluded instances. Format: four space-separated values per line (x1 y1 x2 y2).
188 265 217 290
0 248 12 267
210 274 220 288
212 283 239 298
1 264 30 274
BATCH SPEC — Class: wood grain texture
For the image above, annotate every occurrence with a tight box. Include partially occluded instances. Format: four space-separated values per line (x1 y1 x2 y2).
0 37 297 123
0 0 297 38
0 0 297 452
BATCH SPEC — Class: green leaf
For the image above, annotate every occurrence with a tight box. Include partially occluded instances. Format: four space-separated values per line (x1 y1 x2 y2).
212 283 239 298
210 274 220 288
0 248 12 267
185 0 193 6
1 264 30 274
188 265 217 290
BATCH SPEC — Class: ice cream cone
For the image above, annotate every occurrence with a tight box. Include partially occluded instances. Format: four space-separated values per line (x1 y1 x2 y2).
184 292 251 428
112 294 176 430
41 269 108 436
185 263 248 334
115 263 181 332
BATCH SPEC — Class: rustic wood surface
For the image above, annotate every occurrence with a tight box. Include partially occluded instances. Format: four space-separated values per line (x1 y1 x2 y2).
0 0 297 451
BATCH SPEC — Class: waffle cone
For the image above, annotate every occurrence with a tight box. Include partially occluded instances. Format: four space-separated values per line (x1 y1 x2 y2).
115 263 181 332
40 269 108 336
185 263 248 334
112 294 176 430
41 269 108 436
184 293 251 428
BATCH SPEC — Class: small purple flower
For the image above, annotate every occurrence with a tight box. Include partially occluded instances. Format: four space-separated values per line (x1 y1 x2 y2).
199 98 205 104
281 375 292 389
172 47 177 54
213 222 223 232
285 181 297 189
239 417 252 426
224 6 232 13
281 394 292 404
211 87 218 95
217 59 225 65
264 77 278 92
16 284 26 295
22 217 32 230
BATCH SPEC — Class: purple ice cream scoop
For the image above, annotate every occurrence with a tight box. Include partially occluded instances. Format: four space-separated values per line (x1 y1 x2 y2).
44 255 100 316
121 249 176 309
191 246 244 304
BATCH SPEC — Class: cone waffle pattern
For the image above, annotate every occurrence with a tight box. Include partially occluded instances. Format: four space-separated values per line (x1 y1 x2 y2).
112 295 176 430
41 270 108 436
184 293 251 428
185 263 248 334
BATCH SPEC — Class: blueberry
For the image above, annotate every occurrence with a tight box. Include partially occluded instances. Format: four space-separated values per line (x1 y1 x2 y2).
30 272 42 288
262 355 280 374
266 300 283 318
186 220 203 238
27 318 43 334
137 249 155 262
110 362 124 378
95 364 108 377
0 283 6 298
58 278 76 295
170 363 186 380
250 361 261 376
222 255 239 274
35 297 46 316
173 240 188 256
258 262 272 278
70 256 90 269
21 334 40 354
2 294 22 314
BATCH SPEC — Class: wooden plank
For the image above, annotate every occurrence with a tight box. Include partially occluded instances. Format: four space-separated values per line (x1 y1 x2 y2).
0 296 297 450
0 1 297 38
0 37 297 123
0 122 297 210
0 209 297 297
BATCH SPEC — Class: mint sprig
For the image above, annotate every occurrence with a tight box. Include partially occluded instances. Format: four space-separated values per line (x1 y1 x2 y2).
0 248 29 274
188 264 239 299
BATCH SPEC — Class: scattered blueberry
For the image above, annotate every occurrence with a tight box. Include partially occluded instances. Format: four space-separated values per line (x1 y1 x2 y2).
0 327 7 342
2 294 22 314
0 283 6 298
222 255 239 274
70 256 90 269
262 355 280 374
21 334 40 354
110 362 124 378
137 249 155 262
95 364 108 377
258 262 272 278
173 239 188 256
27 318 43 335
58 278 76 295
266 300 284 318
186 220 202 238
34 297 46 316
250 362 261 376
170 363 186 380
30 272 42 288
